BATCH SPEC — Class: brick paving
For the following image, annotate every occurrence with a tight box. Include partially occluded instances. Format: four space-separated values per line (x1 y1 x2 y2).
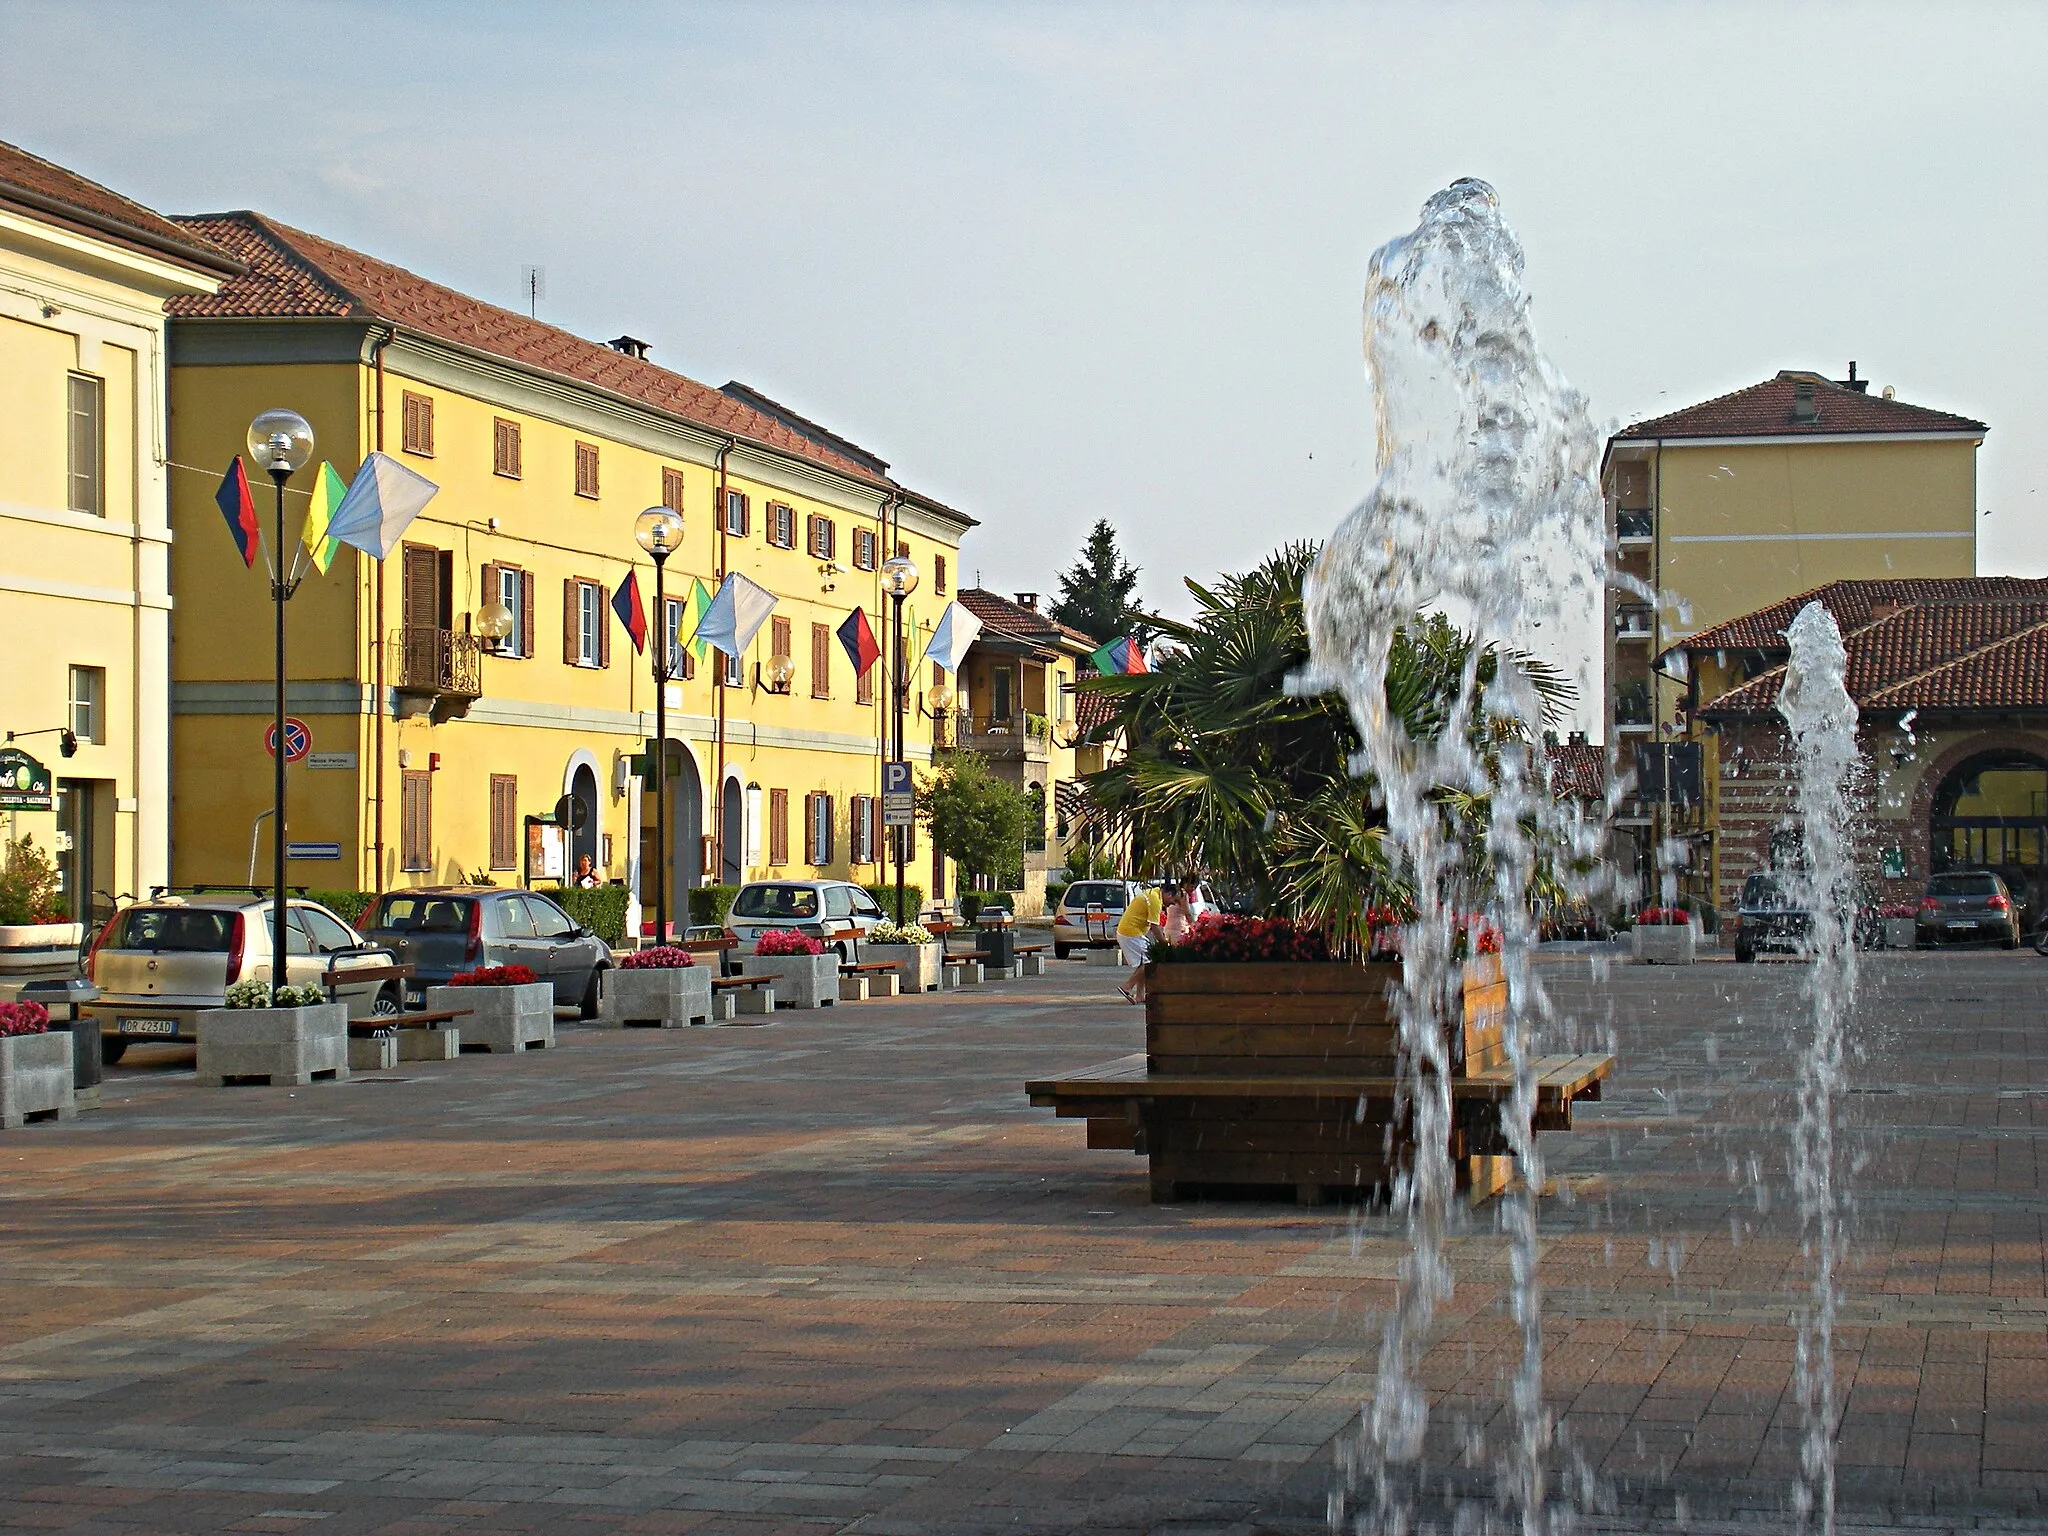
1 954 2045 1532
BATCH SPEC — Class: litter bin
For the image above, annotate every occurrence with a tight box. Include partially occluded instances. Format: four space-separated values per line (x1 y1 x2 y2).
975 912 1016 969
19 977 101 1110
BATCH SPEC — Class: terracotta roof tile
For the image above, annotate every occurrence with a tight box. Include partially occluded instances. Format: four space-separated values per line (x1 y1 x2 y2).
1614 371 1985 442
1546 741 1607 800
957 588 1099 653
0 137 237 277
166 212 904 491
1675 578 2048 654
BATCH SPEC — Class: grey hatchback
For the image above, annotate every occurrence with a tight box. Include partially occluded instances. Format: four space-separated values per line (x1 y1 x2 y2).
360 887 612 1016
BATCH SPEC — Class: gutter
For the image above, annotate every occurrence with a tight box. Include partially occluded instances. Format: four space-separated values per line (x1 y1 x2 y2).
0 183 245 277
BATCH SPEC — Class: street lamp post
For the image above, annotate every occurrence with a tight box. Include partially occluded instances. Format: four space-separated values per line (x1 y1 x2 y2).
245 410 315 1003
880 552 920 925
635 507 685 946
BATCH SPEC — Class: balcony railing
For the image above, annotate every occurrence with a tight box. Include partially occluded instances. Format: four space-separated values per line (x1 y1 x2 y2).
1616 510 1654 541
955 711 1051 757
391 627 482 700
1615 606 1655 640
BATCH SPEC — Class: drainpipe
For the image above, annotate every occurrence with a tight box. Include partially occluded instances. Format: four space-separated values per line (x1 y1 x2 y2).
711 436 734 888
370 326 395 891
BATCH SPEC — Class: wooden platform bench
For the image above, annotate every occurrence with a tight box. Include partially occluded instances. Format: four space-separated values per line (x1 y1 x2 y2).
837 960 902 1001
1011 943 1050 978
1024 957 1614 1206
347 1007 469 1063
710 974 776 1020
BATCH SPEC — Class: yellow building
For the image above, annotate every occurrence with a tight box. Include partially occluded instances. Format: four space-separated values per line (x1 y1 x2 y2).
0 141 234 918
164 212 971 929
1600 366 1986 898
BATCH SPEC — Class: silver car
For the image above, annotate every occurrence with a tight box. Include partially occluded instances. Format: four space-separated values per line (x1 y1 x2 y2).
724 880 887 959
84 893 399 1063
1052 880 1139 958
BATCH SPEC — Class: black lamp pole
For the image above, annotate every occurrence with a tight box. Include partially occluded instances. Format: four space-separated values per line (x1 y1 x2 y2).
651 550 670 946
268 463 291 1001
891 588 907 926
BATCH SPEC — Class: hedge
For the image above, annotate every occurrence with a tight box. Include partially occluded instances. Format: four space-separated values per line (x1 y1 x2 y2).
862 883 924 919
310 890 374 926
688 885 740 928
554 885 631 946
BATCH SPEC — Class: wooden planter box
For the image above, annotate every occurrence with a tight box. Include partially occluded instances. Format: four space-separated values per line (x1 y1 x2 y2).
751 953 840 1009
865 943 941 994
193 1004 349 1087
0 1031 75 1127
1630 923 1696 965
598 966 712 1028
427 983 553 1052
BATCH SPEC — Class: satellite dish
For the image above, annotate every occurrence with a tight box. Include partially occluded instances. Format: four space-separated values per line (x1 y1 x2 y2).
553 793 589 831
1881 385 1895 400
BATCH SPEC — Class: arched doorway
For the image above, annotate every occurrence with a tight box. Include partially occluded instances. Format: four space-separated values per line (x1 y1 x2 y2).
568 762 600 876
720 772 745 885
669 744 703 895
1931 749 2048 932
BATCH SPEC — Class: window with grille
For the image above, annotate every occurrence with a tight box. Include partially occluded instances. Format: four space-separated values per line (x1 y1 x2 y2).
723 489 749 536
853 528 877 570
493 417 521 478
768 503 795 548
811 622 831 699
574 441 599 498
401 391 435 456
401 770 433 871
807 515 836 560
66 373 102 515
662 466 684 513
768 789 789 865
934 552 947 594
67 665 104 744
489 775 518 869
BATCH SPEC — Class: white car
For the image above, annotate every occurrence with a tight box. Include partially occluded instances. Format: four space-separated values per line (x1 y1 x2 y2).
1052 880 1140 959
724 879 887 959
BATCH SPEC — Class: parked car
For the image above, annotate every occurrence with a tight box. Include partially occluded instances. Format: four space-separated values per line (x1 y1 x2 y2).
1916 869 2022 949
723 880 886 959
1052 880 1140 959
1732 871 1880 963
83 891 398 1063
359 887 612 1015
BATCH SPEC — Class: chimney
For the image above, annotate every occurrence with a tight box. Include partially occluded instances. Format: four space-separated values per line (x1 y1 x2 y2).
1840 360 1869 394
1568 730 1588 745
606 335 651 360
1868 600 1905 623
1791 381 1819 424
1015 592 1039 611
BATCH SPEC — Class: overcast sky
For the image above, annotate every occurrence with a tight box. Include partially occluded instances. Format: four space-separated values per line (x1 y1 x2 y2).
7 1 2043 678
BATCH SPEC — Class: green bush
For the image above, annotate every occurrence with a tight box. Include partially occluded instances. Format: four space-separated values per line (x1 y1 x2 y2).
958 890 983 923
861 882 924 920
1045 881 1069 912
309 889 374 926
555 885 631 946
688 885 740 928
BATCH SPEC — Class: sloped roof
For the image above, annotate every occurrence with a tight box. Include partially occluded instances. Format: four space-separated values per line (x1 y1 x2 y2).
0 137 238 278
1614 371 1985 442
167 211 933 498
1675 578 2048 655
1546 741 1607 801
958 588 1100 656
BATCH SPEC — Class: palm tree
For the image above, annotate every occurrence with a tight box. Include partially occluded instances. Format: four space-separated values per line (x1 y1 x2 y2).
1080 542 1570 954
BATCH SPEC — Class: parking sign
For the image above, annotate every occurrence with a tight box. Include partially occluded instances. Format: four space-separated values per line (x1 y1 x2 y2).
883 760 914 828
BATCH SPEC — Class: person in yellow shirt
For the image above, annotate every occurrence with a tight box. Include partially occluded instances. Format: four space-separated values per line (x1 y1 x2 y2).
1116 881 1175 1004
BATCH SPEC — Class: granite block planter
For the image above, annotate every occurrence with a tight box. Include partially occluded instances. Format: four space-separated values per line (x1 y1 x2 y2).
194 1004 349 1087
0 922 83 987
398 1024 461 1061
428 983 553 1052
598 966 712 1028
0 1031 75 1127
1631 923 1697 965
751 953 838 1008
865 943 941 994
1883 918 1917 950
349 1033 398 1072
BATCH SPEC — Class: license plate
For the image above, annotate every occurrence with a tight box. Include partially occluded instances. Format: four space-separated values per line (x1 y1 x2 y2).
118 1017 178 1036
1947 920 1977 930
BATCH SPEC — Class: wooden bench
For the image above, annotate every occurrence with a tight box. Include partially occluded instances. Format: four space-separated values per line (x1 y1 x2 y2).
1025 958 1614 1206
711 974 776 1019
837 960 903 1000
346 1006 470 1064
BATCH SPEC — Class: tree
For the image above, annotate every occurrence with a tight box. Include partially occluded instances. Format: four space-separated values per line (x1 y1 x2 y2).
1050 519 1141 644
916 751 1030 886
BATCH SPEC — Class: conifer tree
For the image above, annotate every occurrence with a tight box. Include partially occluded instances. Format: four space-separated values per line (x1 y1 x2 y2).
1049 520 1141 643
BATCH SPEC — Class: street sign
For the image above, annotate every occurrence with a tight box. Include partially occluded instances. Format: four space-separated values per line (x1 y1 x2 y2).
285 842 342 860
265 717 311 763
882 759 914 828
0 748 52 811
306 752 356 771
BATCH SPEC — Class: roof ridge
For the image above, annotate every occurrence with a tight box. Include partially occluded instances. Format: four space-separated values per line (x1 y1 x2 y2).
1862 615 2048 707
237 211 369 314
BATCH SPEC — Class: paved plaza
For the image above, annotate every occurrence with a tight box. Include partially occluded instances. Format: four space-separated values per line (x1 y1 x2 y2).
3 953 2047 1533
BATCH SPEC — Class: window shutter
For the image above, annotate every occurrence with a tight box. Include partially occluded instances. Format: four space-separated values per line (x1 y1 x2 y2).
803 793 817 864
482 562 501 626
520 571 536 658
563 579 579 663
935 553 947 594
811 623 830 698
771 615 791 669
662 466 684 513
490 775 517 869
820 796 834 865
856 650 874 705
769 789 788 865
597 586 611 668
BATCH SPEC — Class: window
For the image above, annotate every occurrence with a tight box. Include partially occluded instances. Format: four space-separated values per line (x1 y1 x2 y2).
401 770 433 871
67 665 104 745
565 579 609 667
856 642 875 706
401 391 435 456
490 893 535 938
66 373 102 515
493 417 521 478
661 466 685 514
850 795 876 864
525 894 577 939
663 596 694 681
993 666 1013 722
482 563 531 657
853 528 877 570
805 792 834 865
934 552 947 594
300 907 355 953
768 788 789 865
767 503 795 548
807 514 836 560
825 884 854 919
723 489 749 536
811 622 831 699
489 775 518 870
574 441 600 498
771 615 793 683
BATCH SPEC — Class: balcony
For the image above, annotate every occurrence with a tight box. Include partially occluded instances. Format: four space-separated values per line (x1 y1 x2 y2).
1614 605 1655 642
1616 509 1654 543
1614 684 1654 736
390 627 482 719
955 711 1051 761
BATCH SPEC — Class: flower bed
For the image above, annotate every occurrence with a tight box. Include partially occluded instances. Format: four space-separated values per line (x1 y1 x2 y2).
448 964 539 987
618 946 694 970
193 1002 349 1087
225 979 326 1009
755 929 824 957
0 1000 48 1036
1635 906 1689 927
600 952 710 1027
1150 914 1332 964
866 921 933 946
866 925 942 992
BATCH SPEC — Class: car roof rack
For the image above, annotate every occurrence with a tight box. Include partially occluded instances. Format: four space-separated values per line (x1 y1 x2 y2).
148 884 309 899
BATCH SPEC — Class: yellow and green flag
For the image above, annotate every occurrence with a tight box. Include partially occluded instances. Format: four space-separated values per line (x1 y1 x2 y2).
684 577 716 660
301 462 347 573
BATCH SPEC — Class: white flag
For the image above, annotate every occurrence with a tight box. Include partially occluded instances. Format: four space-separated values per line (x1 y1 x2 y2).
920 600 982 673
325 452 439 560
690 571 778 657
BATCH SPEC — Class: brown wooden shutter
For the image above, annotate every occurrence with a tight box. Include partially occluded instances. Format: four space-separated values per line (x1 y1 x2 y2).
856 646 874 705
934 553 946 594
520 571 535 657
662 466 684 512
402 392 433 456
769 789 788 865
811 623 830 698
771 615 791 669
490 775 517 869
802 793 817 864
402 770 433 871
402 545 434 629
869 796 883 867
597 585 611 668
481 561 501 627
563 579 579 663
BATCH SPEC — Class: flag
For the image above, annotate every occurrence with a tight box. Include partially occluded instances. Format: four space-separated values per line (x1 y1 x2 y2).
690 571 777 658
836 608 881 676
300 462 346 574
683 577 716 660
919 600 982 673
1087 636 1148 675
611 571 647 654
213 456 261 568
325 451 439 559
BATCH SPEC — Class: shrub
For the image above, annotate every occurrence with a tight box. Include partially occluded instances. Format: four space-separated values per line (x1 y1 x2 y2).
0 837 64 926
867 921 933 946
448 964 539 987
756 929 824 957
1152 914 1332 964
555 884 631 946
861 883 924 919
307 889 374 927
619 946 694 970
689 885 740 929
958 891 983 923
0 1000 49 1036
225 979 326 1008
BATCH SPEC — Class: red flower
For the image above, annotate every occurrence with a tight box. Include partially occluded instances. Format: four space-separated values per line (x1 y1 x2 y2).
618 946 696 970
1635 907 1687 927
755 929 825 957
0 1001 50 1036
448 964 541 987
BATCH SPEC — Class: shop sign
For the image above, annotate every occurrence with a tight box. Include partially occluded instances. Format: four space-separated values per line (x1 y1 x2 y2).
0 748 52 811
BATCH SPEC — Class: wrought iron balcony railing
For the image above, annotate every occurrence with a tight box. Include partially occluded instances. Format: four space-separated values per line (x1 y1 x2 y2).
391 627 482 699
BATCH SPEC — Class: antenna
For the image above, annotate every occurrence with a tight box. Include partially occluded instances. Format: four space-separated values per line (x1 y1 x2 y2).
521 265 546 318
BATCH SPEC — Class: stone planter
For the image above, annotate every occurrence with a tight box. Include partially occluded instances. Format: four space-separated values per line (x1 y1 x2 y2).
1631 922 1697 965
750 953 839 1009
0 1031 75 1127
428 983 553 1052
0 922 83 984
1884 918 1917 950
865 943 941 994
598 965 712 1028
194 1003 348 1087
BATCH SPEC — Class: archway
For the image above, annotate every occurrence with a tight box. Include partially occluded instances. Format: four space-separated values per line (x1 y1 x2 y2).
568 761 600 876
720 772 745 885
668 744 704 896
1931 748 2048 931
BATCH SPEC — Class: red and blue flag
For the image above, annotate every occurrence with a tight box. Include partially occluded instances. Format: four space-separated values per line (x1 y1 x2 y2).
612 571 647 654
836 607 881 676
213 456 261 568
1087 636 1147 675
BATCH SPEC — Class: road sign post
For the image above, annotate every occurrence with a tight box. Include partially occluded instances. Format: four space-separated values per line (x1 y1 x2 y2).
883 760 913 828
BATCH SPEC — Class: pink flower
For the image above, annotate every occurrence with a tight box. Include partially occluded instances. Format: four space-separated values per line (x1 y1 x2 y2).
619 946 696 969
755 930 825 957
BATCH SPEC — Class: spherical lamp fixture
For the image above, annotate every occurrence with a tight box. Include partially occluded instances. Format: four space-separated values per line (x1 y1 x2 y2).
927 682 955 714
634 507 685 558
765 653 795 691
880 552 919 598
477 600 515 651
246 409 315 475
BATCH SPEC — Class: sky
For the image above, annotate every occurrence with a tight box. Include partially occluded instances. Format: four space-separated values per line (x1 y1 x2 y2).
5 0 2044 711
